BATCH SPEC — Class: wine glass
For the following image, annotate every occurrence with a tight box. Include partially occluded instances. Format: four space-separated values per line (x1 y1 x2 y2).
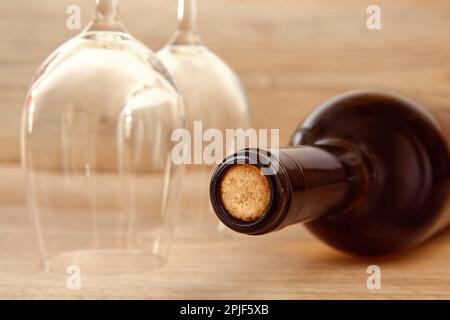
21 0 184 274
157 0 251 237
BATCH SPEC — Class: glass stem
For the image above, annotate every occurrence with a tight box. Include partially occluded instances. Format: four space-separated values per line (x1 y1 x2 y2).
178 0 197 33
96 0 120 21
169 0 202 46
85 0 126 32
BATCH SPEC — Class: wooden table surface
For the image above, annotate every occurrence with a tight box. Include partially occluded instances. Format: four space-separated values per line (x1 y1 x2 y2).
1 0 450 299
0 166 449 299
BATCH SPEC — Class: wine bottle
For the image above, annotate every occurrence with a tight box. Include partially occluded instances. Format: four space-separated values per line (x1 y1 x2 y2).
209 90 450 255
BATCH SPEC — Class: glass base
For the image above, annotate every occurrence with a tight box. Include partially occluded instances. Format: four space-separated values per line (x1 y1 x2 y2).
43 249 165 275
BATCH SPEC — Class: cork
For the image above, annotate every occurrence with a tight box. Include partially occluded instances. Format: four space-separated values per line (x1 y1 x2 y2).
219 164 272 222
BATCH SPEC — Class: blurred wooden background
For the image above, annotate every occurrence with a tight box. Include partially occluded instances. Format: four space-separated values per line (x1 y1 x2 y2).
1 0 450 299
2 0 450 164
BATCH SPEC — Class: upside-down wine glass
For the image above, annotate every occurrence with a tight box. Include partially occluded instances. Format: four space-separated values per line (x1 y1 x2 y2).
157 0 251 237
21 0 184 273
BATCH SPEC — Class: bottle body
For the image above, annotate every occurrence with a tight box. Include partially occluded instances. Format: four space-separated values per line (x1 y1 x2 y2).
210 90 450 255
294 90 450 255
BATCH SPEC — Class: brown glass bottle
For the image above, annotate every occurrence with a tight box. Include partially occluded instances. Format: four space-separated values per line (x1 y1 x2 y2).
210 90 450 256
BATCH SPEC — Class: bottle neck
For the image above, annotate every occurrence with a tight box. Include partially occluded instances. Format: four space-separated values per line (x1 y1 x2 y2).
210 143 368 235
169 0 203 46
